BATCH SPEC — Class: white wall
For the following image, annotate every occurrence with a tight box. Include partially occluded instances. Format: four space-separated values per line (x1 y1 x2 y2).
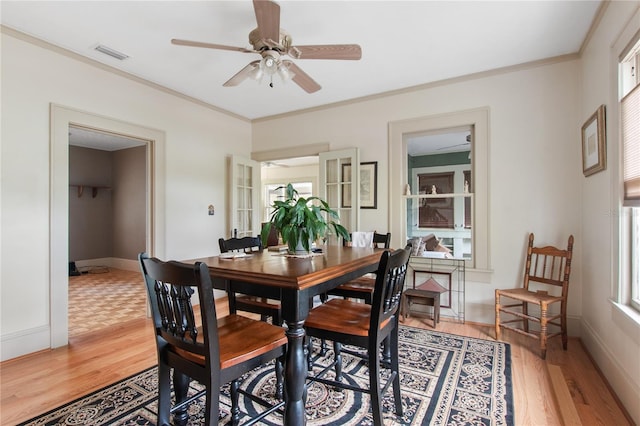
253 59 583 326
578 2 640 423
0 31 252 360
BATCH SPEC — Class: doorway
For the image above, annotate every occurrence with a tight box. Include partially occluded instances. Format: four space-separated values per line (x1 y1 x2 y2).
50 104 165 348
67 125 148 338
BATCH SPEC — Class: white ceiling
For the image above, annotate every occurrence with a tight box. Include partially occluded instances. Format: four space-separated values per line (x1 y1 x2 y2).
1 1 601 121
68 126 147 152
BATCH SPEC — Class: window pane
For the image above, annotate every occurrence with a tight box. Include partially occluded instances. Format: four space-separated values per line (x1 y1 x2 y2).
418 172 454 228
622 84 640 204
464 170 472 228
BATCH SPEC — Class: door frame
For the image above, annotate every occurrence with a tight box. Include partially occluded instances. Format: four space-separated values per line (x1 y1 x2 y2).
50 104 165 347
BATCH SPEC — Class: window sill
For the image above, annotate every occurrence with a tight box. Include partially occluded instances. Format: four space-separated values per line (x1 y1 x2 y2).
610 300 640 345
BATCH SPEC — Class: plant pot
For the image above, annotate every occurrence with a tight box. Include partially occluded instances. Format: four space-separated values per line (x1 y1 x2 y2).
291 236 313 255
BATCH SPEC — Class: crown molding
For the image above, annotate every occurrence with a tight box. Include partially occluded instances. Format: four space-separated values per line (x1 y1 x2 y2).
1 25 250 123
252 52 580 123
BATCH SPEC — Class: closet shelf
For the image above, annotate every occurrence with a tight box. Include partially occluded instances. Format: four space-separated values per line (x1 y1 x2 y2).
69 184 111 198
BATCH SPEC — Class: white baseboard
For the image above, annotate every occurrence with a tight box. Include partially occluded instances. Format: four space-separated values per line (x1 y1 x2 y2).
109 258 139 272
581 319 640 425
74 257 139 272
1 325 50 362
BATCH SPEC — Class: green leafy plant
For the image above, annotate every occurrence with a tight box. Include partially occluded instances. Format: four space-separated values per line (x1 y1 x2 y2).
261 183 350 254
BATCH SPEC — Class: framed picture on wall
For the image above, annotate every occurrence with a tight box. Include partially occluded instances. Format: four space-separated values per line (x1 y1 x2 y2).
341 162 378 209
581 104 606 176
417 172 454 228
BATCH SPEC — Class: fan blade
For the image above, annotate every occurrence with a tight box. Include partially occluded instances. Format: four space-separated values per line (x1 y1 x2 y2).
171 38 255 53
253 0 280 44
288 44 362 60
437 142 470 150
223 61 260 87
283 61 321 93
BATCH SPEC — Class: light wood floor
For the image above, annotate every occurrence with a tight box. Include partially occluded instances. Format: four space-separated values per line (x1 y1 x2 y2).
0 276 633 425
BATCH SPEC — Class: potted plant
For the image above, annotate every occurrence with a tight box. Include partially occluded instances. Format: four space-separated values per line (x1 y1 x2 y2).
261 183 350 254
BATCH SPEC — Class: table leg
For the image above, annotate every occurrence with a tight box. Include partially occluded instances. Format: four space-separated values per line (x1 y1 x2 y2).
284 319 307 425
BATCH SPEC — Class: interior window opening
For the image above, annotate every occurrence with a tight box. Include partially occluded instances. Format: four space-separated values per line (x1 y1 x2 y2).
406 127 472 260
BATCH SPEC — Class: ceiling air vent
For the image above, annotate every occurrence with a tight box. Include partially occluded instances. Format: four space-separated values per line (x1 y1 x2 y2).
94 44 129 61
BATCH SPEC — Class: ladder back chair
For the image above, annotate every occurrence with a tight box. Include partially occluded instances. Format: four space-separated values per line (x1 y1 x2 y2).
304 247 411 426
495 233 574 359
139 253 286 426
218 236 282 325
326 231 391 304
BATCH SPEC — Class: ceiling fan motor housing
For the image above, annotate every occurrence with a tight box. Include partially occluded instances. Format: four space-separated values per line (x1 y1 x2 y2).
249 28 291 52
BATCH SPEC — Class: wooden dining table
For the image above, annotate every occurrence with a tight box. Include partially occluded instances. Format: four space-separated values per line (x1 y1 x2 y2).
187 245 383 425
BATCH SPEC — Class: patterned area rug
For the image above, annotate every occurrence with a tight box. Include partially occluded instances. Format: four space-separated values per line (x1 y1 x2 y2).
19 326 513 425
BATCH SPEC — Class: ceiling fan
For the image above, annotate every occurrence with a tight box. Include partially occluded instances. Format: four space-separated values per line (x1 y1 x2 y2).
171 0 362 93
437 134 472 151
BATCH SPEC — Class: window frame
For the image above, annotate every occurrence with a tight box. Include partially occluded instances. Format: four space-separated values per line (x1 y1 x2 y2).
389 108 490 274
617 28 640 314
262 179 315 223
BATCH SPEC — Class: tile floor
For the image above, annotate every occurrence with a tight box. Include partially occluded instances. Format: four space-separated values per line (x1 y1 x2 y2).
68 268 147 337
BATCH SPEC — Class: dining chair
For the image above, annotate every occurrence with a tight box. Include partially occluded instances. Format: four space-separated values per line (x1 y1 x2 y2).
219 236 282 325
325 231 391 304
304 247 411 426
139 253 287 426
495 233 574 359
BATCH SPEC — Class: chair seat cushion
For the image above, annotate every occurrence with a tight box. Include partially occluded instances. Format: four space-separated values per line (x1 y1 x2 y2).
173 314 287 369
305 299 374 337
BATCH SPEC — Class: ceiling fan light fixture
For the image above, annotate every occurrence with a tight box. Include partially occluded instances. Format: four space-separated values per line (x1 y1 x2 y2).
249 62 264 81
277 61 292 82
260 52 280 76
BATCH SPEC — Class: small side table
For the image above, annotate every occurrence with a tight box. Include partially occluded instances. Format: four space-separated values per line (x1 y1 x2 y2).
402 277 448 327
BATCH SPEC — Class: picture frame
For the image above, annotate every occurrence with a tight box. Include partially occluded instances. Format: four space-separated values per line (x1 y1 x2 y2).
341 161 378 209
581 104 606 176
417 172 453 228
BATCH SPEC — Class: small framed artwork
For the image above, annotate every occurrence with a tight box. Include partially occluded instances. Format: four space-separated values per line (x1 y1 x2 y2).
341 161 378 209
360 162 378 209
581 104 606 176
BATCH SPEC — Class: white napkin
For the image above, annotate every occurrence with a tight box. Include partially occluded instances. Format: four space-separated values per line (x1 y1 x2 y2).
351 231 374 248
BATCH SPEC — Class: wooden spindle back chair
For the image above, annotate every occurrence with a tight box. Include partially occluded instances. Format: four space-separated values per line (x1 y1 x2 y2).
326 231 391 304
139 253 286 426
218 237 282 325
304 247 411 426
495 233 574 359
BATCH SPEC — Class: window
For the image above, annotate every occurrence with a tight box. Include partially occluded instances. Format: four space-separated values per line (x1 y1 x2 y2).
407 130 472 259
620 36 640 311
264 181 313 222
389 108 490 272
417 172 455 228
